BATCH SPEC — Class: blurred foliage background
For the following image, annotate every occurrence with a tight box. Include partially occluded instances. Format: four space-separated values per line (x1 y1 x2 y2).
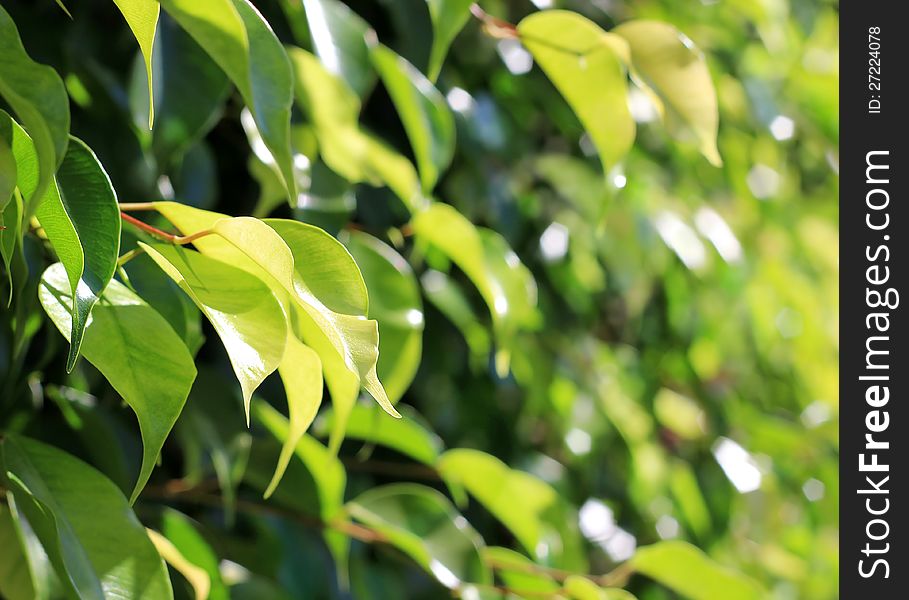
0 0 838 598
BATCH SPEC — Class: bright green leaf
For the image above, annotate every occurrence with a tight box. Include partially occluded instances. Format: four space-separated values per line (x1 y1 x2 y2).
159 509 228 600
425 0 473 81
482 546 560 594
0 4 70 212
266 334 324 498
139 242 286 420
345 231 423 403
299 0 376 98
38 263 196 503
370 44 454 192
147 529 211 600
613 20 721 165
564 575 638 600
34 137 121 373
437 449 557 557
518 10 634 171
113 0 160 129
314 403 442 465
347 483 490 588
631 541 763 600
0 435 173 600
160 0 296 200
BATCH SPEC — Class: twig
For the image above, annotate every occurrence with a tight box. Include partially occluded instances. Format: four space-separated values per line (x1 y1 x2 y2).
118 202 158 211
120 212 213 245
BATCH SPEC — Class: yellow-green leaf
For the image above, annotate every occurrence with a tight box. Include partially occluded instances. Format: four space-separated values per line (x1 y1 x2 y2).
140 242 286 419
38 263 196 503
518 10 634 171
613 20 721 165
425 0 473 81
112 0 160 128
147 529 210 600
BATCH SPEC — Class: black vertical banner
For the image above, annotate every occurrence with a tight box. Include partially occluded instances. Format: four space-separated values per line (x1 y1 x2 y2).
841 1 907 596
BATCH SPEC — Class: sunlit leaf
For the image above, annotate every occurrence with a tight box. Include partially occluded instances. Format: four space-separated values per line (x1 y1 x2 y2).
147 529 210 600
613 20 721 165
437 449 557 557
482 546 560 594
425 0 473 81
299 0 376 98
0 4 69 212
34 137 121 372
631 541 763 600
370 44 454 191
38 263 196 503
152 202 399 450
113 0 160 128
158 509 228 600
412 203 536 373
564 575 638 600
518 10 634 171
345 231 423 403
347 483 491 588
266 334 324 498
0 435 172 600
140 242 286 420
314 403 442 465
161 0 296 200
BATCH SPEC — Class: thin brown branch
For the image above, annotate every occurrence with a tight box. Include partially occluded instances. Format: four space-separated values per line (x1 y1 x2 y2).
469 3 519 39
120 212 213 245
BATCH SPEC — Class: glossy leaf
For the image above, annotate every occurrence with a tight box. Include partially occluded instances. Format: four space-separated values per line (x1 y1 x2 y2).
425 0 473 81
140 242 286 419
152 202 399 449
631 541 762 600
0 4 69 211
564 575 638 600
266 333 324 498
613 21 721 165
482 546 560 594
437 449 557 557
314 403 442 465
159 509 228 600
161 0 296 200
371 44 454 192
147 529 210 600
300 0 376 98
0 435 172 600
347 483 490 588
38 263 196 502
412 203 536 373
288 48 424 212
0 496 52 600
113 0 160 128
34 137 121 372
518 10 634 171
346 231 423 403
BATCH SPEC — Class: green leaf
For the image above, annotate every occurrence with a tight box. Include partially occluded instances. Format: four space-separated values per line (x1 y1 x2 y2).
266 333 324 498
518 10 634 171
0 130 14 212
139 242 286 420
370 44 454 192
0 188 21 303
152 202 399 450
314 403 442 465
345 231 423 403
38 263 197 503
412 203 537 374
158 509 228 600
147 529 211 600
129 14 231 165
0 495 54 600
0 435 172 600
437 449 557 557
299 0 376 98
288 48 424 213
612 20 721 165
0 4 70 212
425 0 473 81
113 0 160 129
347 483 490 588
563 575 637 600
160 0 296 200
631 541 763 600
481 546 560 594
34 137 121 372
